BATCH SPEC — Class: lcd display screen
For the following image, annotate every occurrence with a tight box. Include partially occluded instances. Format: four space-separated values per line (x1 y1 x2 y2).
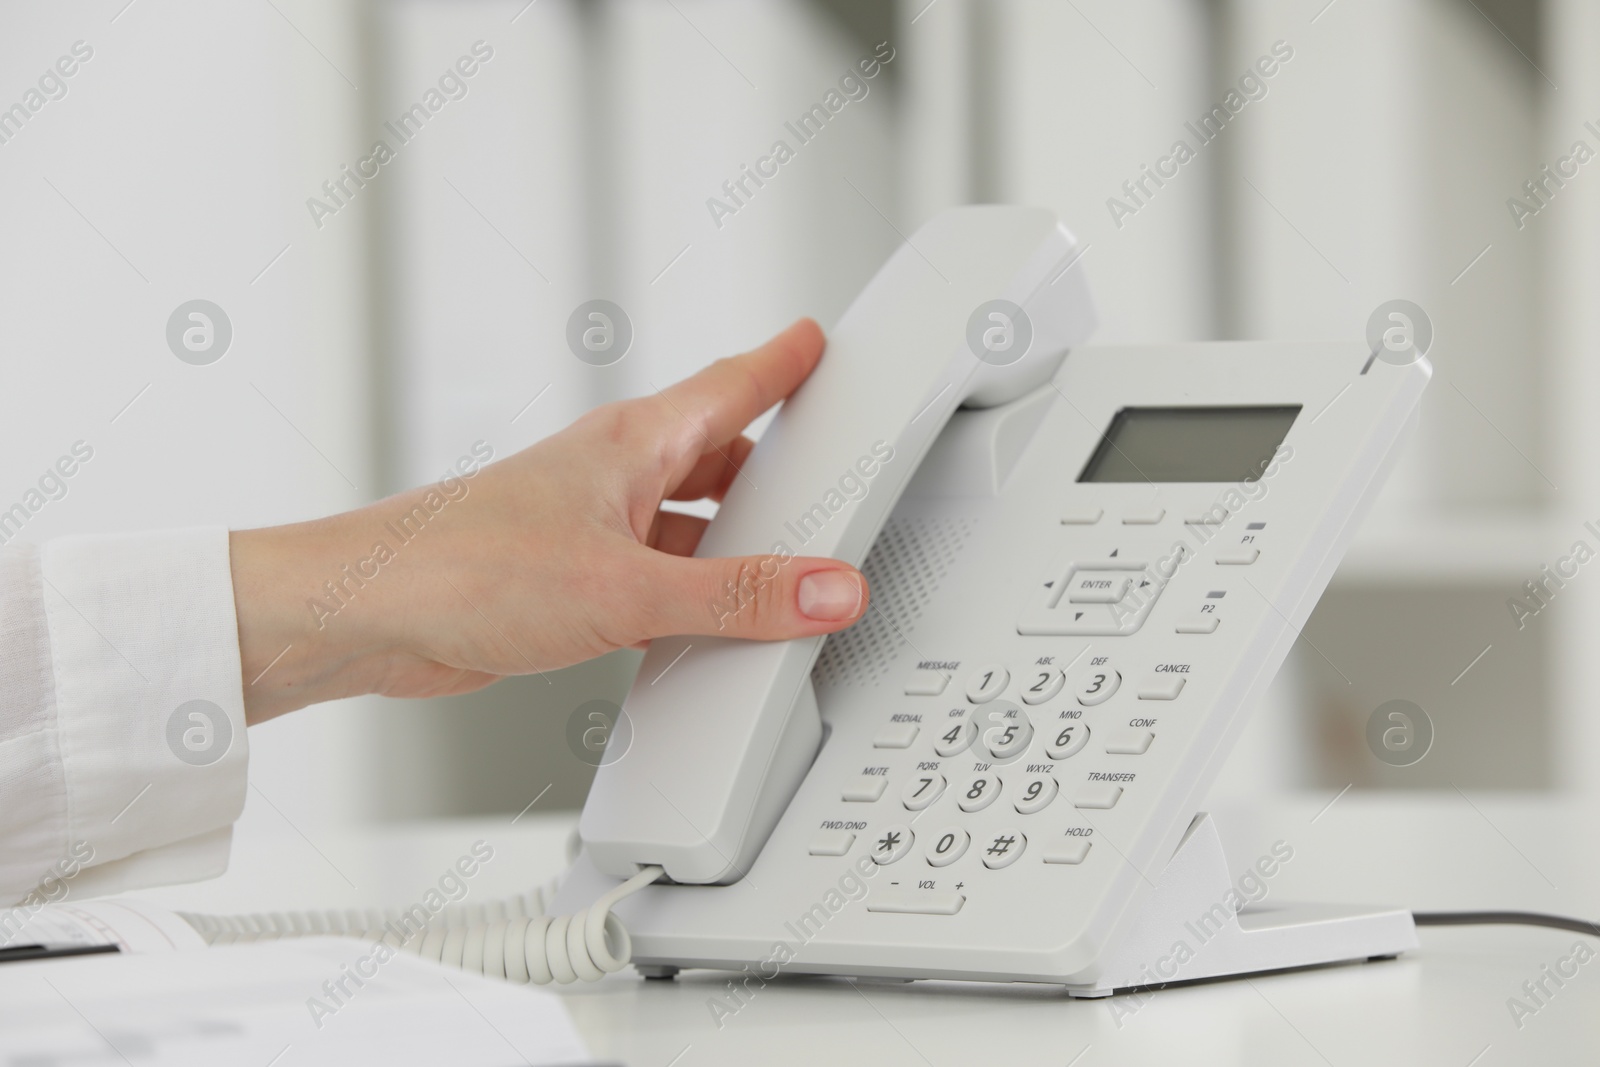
1077 406 1301 483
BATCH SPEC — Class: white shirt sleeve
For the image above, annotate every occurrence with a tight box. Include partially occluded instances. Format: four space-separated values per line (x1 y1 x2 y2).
0 528 248 905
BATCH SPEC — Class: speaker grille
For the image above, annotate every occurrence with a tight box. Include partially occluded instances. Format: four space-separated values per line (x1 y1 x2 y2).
812 515 976 690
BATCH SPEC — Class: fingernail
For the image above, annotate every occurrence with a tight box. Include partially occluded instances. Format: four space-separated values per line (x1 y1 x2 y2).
798 570 862 621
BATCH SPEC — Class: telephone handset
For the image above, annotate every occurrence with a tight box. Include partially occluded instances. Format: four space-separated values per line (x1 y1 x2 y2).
579 206 1096 885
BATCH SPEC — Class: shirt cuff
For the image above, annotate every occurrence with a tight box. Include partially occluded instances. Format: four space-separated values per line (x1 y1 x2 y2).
40 528 248 889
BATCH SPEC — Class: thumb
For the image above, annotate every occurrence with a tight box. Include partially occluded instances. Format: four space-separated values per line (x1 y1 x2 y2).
643 552 869 641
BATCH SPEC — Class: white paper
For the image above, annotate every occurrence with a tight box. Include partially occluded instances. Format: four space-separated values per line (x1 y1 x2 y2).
0 898 207 953
0 936 597 1065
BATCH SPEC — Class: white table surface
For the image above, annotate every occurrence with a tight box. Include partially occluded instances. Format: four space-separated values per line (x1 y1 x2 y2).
133 793 1600 1065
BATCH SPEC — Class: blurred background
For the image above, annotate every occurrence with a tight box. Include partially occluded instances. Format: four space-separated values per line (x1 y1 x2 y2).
2 0 1597 844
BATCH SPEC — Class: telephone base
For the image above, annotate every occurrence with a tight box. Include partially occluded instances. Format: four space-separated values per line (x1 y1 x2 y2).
560 811 1417 993
1060 813 1418 998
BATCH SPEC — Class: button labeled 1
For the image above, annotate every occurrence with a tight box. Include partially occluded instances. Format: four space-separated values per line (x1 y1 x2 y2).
966 665 1009 704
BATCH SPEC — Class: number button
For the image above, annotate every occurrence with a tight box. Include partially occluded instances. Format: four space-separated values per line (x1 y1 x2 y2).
1013 775 1058 814
957 775 1003 813
871 824 915 865
980 707 1033 760
981 829 1027 869
925 827 970 867
1075 668 1121 707
933 716 977 757
965 664 1010 704
901 773 946 811
1045 724 1090 760
1019 669 1065 705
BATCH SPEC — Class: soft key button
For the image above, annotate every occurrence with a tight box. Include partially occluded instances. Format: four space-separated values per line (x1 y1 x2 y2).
903 671 950 696
1066 572 1131 604
965 665 1009 704
1175 616 1220 634
866 890 965 915
808 830 855 856
842 775 889 802
1105 729 1154 755
925 827 970 867
1137 675 1186 700
1074 783 1123 810
874 722 921 749
1042 837 1092 865
1216 546 1260 565
1060 506 1104 525
900 773 946 811
1019 669 1065 705
980 829 1027 869
869 824 914 865
1121 505 1165 525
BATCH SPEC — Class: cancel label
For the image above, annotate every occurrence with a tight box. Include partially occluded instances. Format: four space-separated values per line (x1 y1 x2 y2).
1154 663 1191 674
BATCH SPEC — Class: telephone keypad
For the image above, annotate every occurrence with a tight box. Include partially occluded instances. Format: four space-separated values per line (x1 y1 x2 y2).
965 665 1009 704
901 773 946 811
980 829 1027 869
1013 775 1058 814
925 827 970 867
957 775 1003 812
871 824 914 865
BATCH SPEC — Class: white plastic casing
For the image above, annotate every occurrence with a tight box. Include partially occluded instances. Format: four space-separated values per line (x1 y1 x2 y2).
563 335 1429 986
580 206 1096 884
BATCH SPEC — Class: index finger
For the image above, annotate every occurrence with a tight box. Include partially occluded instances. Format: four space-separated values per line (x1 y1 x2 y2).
653 318 825 449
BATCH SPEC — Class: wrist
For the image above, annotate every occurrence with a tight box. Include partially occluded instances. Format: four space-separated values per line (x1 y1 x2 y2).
230 515 398 724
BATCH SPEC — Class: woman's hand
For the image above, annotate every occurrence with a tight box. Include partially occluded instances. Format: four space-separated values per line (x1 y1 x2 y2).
230 319 869 724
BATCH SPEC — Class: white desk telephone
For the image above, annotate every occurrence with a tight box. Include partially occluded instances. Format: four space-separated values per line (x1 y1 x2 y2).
187 205 1432 995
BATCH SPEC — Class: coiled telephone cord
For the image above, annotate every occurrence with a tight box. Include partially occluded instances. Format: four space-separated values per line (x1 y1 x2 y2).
176 864 663 985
